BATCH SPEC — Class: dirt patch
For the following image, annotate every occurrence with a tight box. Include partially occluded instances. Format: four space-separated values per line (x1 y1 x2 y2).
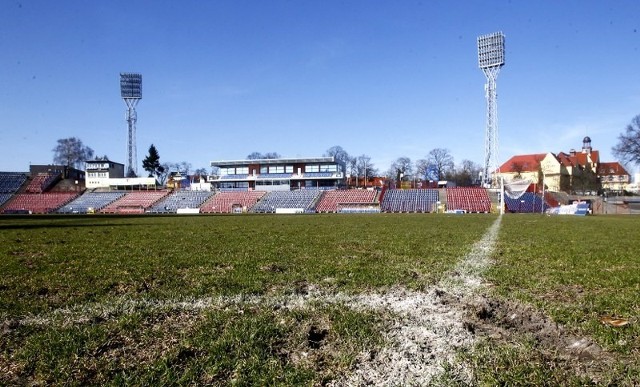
463 293 616 382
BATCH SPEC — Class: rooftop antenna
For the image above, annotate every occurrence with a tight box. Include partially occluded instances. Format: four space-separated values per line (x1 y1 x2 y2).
120 73 142 177
477 32 505 187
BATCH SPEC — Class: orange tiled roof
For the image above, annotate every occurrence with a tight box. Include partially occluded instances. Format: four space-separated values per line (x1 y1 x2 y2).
597 162 629 176
498 153 547 173
555 152 575 167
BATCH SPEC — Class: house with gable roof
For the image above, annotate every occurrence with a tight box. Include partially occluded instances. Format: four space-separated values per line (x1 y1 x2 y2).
494 137 629 194
597 162 630 193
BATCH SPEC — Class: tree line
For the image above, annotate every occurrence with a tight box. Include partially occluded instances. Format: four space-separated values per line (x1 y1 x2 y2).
52 113 640 188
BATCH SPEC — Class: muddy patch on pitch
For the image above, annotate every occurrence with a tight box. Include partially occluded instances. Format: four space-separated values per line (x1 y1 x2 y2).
463 294 617 382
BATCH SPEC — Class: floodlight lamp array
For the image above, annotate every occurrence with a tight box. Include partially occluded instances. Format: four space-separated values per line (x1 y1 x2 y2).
120 73 142 98
477 32 505 69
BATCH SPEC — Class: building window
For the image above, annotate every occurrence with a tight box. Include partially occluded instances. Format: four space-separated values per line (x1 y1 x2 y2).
320 165 337 172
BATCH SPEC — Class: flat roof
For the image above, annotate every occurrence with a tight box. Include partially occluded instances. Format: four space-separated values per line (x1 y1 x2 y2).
86 160 124 166
211 157 336 167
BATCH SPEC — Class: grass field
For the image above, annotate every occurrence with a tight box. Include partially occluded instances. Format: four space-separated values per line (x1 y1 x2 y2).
0 214 638 385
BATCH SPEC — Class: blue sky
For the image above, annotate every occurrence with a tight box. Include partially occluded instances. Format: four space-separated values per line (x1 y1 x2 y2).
1 0 639 175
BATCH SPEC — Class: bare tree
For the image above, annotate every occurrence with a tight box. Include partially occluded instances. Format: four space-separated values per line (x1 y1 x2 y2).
158 162 172 185
179 161 192 175
511 162 524 180
347 156 358 186
415 158 429 180
324 145 351 166
387 157 413 186
247 152 281 159
52 137 94 169
613 114 640 166
427 148 454 181
263 152 281 159
356 154 377 187
451 159 482 186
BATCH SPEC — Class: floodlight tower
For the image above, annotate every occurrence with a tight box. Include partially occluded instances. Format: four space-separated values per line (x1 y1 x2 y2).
477 32 505 187
120 73 142 177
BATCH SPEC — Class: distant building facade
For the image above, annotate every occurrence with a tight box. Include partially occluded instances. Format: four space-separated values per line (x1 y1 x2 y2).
597 162 630 193
210 157 346 191
85 159 125 189
494 137 630 194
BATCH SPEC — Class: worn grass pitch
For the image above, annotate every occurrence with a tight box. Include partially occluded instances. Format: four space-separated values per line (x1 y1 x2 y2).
0 214 638 384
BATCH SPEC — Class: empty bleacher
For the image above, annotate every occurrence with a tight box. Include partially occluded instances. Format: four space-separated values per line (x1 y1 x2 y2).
504 192 548 213
0 193 13 207
100 191 169 214
25 173 60 193
251 190 322 213
446 187 491 213
380 189 439 213
200 191 266 213
0 172 27 207
315 189 378 213
2 192 79 214
57 191 126 214
0 172 27 193
148 190 216 213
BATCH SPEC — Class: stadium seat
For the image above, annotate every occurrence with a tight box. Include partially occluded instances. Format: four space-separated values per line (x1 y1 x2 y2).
100 191 169 213
200 191 266 213
147 190 215 213
315 189 378 213
380 189 439 213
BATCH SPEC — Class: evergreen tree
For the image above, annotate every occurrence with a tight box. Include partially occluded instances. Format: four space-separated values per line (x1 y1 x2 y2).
142 144 165 179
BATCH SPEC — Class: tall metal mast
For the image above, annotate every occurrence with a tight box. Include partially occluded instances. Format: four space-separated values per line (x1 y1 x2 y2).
477 32 505 187
120 73 142 177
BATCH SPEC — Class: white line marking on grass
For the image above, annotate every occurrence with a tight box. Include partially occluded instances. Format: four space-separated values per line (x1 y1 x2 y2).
329 215 503 386
10 216 503 385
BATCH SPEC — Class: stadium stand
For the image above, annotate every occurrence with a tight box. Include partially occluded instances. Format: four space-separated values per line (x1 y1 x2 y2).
56 191 126 214
250 190 322 213
315 189 378 213
0 193 13 207
0 172 27 193
380 189 439 213
2 192 79 214
147 190 215 213
25 173 60 193
504 192 548 213
200 191 266 213
0 172 27 207
100 191 169 214
446 187 491 213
